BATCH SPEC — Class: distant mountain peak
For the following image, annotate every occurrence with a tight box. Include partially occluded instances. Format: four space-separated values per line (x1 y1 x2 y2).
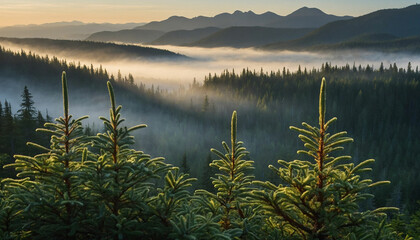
167 16 188 20
232 10 255 15
262 11 277 15
288 7 326 17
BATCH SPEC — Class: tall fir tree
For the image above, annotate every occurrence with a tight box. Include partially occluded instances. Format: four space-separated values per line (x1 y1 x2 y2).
16 86 37 154
17 86 36 122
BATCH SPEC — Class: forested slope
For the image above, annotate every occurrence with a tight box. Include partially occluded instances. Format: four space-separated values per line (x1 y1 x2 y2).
0 38 187 61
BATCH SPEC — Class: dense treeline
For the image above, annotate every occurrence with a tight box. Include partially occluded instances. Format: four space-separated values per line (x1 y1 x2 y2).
0 74 417 239
0 87 51 178
203 63 420 212
0 37 188 60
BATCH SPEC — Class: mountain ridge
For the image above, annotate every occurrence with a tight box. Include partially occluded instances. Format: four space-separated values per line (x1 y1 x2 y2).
189 26 315 48
148 27 221 46
265 7 352 28
0 22 145 40
86 7 351 44
263 5 420 50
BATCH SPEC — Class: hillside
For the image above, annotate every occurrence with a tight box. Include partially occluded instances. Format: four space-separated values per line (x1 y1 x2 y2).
0 37 188 61
263 4 420 50
313 35 420 53
0 21 144 40
266 7 352 28
149 27 220 45
86 29 165 43
190 27 314 48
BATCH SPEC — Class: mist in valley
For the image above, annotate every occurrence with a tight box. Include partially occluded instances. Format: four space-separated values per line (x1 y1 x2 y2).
2 40 420 89
1 41 420 184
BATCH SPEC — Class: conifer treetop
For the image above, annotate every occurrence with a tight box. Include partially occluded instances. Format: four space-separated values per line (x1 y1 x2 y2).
62 71 69 119
319 77 326 127
107 81 116 113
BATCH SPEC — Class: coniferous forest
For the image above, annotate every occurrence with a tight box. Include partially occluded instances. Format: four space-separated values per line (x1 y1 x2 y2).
0 45 420 239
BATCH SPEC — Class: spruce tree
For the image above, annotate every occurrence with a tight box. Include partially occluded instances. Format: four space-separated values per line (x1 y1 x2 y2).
16 86 38 154
5 72 88 239
17 86 36 122
196 111 258 238
251 78 397 239
82 81 171 239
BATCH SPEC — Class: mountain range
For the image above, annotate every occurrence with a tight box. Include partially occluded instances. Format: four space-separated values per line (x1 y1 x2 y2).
263 5 420 51
0 21 145 40
83 7 352 46
1 5 419 53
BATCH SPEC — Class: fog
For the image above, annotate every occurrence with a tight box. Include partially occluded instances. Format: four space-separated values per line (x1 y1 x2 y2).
2 41 420 181
1 41 420 90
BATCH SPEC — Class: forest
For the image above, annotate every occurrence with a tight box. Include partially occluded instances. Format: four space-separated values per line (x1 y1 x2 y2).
0 46 419 239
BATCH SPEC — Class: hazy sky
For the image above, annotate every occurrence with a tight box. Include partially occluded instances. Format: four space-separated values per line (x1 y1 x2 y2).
0 0 418 27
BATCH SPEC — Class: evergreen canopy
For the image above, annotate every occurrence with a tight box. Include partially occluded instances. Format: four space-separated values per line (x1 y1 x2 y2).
0 73 405 239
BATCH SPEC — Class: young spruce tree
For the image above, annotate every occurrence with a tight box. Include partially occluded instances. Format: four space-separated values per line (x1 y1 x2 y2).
5 72 88 239
196 111 260 239
251 78 398 239
81 81 174 239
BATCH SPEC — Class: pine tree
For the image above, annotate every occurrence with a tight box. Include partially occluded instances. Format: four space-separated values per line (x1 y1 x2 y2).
196 111 258 238
251 78 398 239
16 86 38 154
5 72 88 239
17 86 36 122
82 81 171 239
36 111 45 127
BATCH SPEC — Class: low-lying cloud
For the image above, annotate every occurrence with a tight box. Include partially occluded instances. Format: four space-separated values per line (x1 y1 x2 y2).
1 41 420 90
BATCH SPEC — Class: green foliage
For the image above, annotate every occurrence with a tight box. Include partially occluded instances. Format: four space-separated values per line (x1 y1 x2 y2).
80 80 174 239
1 72 88 239
1 45 419 213
203 65 420 211
408 203 420 239
251 78 397 239
196 111 261 238
0 72 403 239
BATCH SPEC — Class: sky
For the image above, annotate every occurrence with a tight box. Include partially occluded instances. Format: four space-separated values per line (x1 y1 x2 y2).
0 0 418 27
